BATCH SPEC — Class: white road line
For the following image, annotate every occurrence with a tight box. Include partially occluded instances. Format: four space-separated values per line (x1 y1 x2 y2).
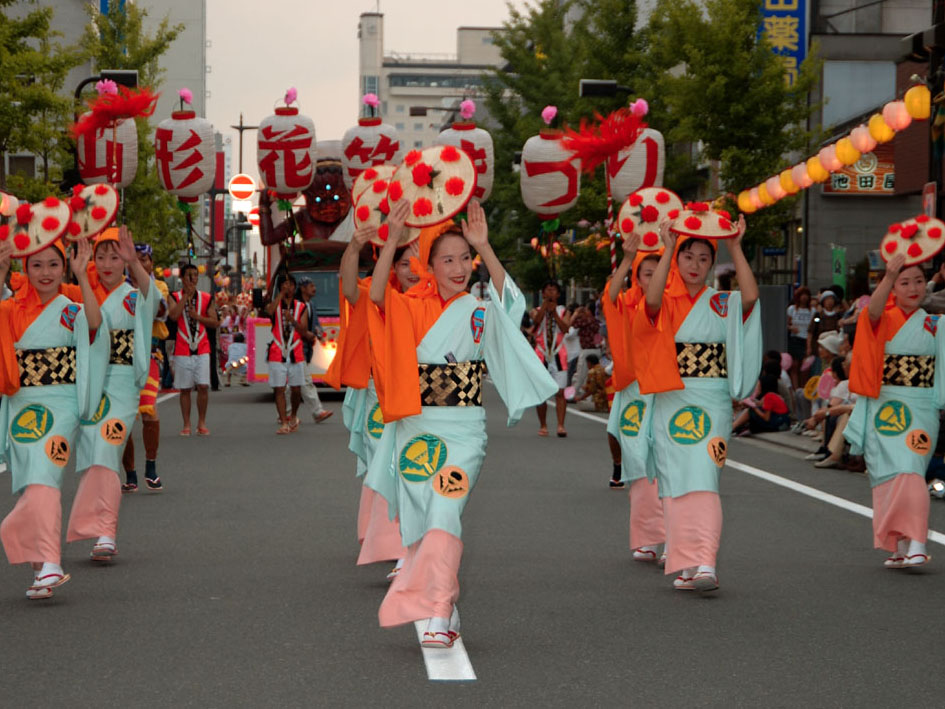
567 408 945 547
156 391 179 404
412 621 477 681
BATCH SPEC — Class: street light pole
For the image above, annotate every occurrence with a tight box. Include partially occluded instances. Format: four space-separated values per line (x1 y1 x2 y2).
229 112 259 174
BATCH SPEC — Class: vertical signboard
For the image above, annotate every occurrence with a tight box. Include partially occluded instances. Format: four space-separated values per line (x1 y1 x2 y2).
761 1 807 86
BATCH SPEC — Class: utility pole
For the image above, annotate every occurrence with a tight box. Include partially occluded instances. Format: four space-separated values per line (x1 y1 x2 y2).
229 112 258 174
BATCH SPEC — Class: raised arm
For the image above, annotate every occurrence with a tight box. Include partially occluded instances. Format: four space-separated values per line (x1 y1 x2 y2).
644 220 676 316
369 199 410 308
115 225 150 298
71 238 102 331
868 253 904 325
461 200 504 294
608 232 640 304
728 215 758 313
341 224 374 305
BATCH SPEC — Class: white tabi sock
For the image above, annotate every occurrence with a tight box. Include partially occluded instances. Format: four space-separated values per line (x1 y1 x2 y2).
696 565 716 576
394 558 404 571
39 562 63 578
449 606 460 633
906 539 928 557
96 535 116 548
426 616 450 635
897 539 910 557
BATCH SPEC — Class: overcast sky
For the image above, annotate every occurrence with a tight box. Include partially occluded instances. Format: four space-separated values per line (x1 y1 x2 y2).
205 0 526 176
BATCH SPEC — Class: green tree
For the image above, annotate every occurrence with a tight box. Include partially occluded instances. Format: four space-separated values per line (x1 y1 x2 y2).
0 0 82 192
78 1 186 266
640 0 821 244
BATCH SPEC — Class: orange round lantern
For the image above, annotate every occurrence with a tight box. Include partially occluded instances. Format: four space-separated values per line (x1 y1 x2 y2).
882 100 912 131
868 113 896 143
806 156 829 183
737 190 756 214
850 124 877 153
779 169 799 195
758 182 776 206
904 84 931 120
835 137 860 166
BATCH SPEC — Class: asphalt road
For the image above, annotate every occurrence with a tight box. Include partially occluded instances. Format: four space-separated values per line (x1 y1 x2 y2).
1 384 943 708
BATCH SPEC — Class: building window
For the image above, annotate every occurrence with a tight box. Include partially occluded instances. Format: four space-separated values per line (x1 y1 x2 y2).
413 123 423 131
395 104 405 113
8 155 35 179
482 36 493 44
362 75 379 96
382 101 388 114
395 122 405 130
389 74 483 89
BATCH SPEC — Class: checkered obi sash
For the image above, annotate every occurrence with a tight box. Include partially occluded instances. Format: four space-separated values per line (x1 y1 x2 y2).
675 342 727 378
17 346 77 387
109 329 134 366
418 361 484 407
883 354 934 388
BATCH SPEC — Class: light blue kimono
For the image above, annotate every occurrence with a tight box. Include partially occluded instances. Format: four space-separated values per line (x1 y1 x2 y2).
844 309 945 488
76 281 158 473
650 289 762 498
342 379 386 479
1 296 108 494
366 276 556 547
607 381 656 484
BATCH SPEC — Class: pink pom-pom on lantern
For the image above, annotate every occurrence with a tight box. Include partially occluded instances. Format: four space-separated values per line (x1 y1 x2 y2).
178 87 193 105
95 79 118 96
363 93 380 108
459 100 476 120
630 98 649 117
284 87 298 106
541 105 557 126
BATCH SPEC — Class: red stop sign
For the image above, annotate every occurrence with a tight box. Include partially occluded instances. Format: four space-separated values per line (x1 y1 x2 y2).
247 207 260 226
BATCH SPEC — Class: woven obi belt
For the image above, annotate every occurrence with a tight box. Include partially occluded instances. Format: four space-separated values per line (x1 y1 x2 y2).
109 329 134 365
17 346 77 387
418 361 484 406
883 354 934 388
676 342 727 378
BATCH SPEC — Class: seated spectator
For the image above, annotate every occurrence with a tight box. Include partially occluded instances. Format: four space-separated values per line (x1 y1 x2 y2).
793 330 844 428
574 355 610 413
733 366 790 435
804 353 856 467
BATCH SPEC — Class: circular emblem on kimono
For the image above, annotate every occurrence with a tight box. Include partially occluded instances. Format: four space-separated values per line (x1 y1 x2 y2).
45 436 70 467
10 404 54 444
470 306 485 344
668 405 711 445
433 465 470 499
60 303 80 332
366 404 385 439
709 292 730 318
707 437 727 467
81 394 110 426
906 429 932 455
399 434 448 483
874 400 912 436
619 400 646 437
925 315 940 335
123 291 137 316
101 418 127 445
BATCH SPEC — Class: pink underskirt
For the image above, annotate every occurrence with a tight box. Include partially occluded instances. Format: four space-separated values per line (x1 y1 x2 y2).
872 474 929 552
629 478 665 549
378 529 462 627
0 484 62 565
66 465 121 543
357 485 373 544
357 490 406 565
662 491 723 575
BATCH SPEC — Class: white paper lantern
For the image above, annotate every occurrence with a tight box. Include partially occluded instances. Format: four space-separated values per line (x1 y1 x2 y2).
76 115 138 188
520 130 581 219
341 117 404 190
257 107 317 199
435 122 494 202
154 110 216 202
607 128 666 205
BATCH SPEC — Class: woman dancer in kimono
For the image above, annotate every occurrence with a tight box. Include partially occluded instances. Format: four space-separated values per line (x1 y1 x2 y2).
0 236 107 599
329 222 418 576
602 233 666 564
71 226 158 562
634 214 760 593
367 199 557 647
845 250 942 568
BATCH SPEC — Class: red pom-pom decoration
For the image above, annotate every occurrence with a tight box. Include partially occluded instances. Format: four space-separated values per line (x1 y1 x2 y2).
413 198 433 217
718 217 732 230
929 227 942 239
412 163 434 187
621 218 633 234
684 216 702 230
655 191 670 204
916 215 930 224
889 223 902 233
95 185 109 196
388 181 404 202
688 202 710 212
378 224 390 242
901 224 919 239
14 233 30 250
640 205 659 223
68 221 82 236
405 150 422 166
356 206 370 222
372 179 388 194
444 177 465 196
440 146 461 163
379 199 390 215
70 196 86 212
884 241 897 254
16 204 33 224
718 210 731 220
629 194 643 207
668 209 680 219
0 224 9 241
363 168 378 180
91 206 107 221
43 196 60 209
72 184 84 196
908 243 923 258
643 231 659 247
41 217 60 231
